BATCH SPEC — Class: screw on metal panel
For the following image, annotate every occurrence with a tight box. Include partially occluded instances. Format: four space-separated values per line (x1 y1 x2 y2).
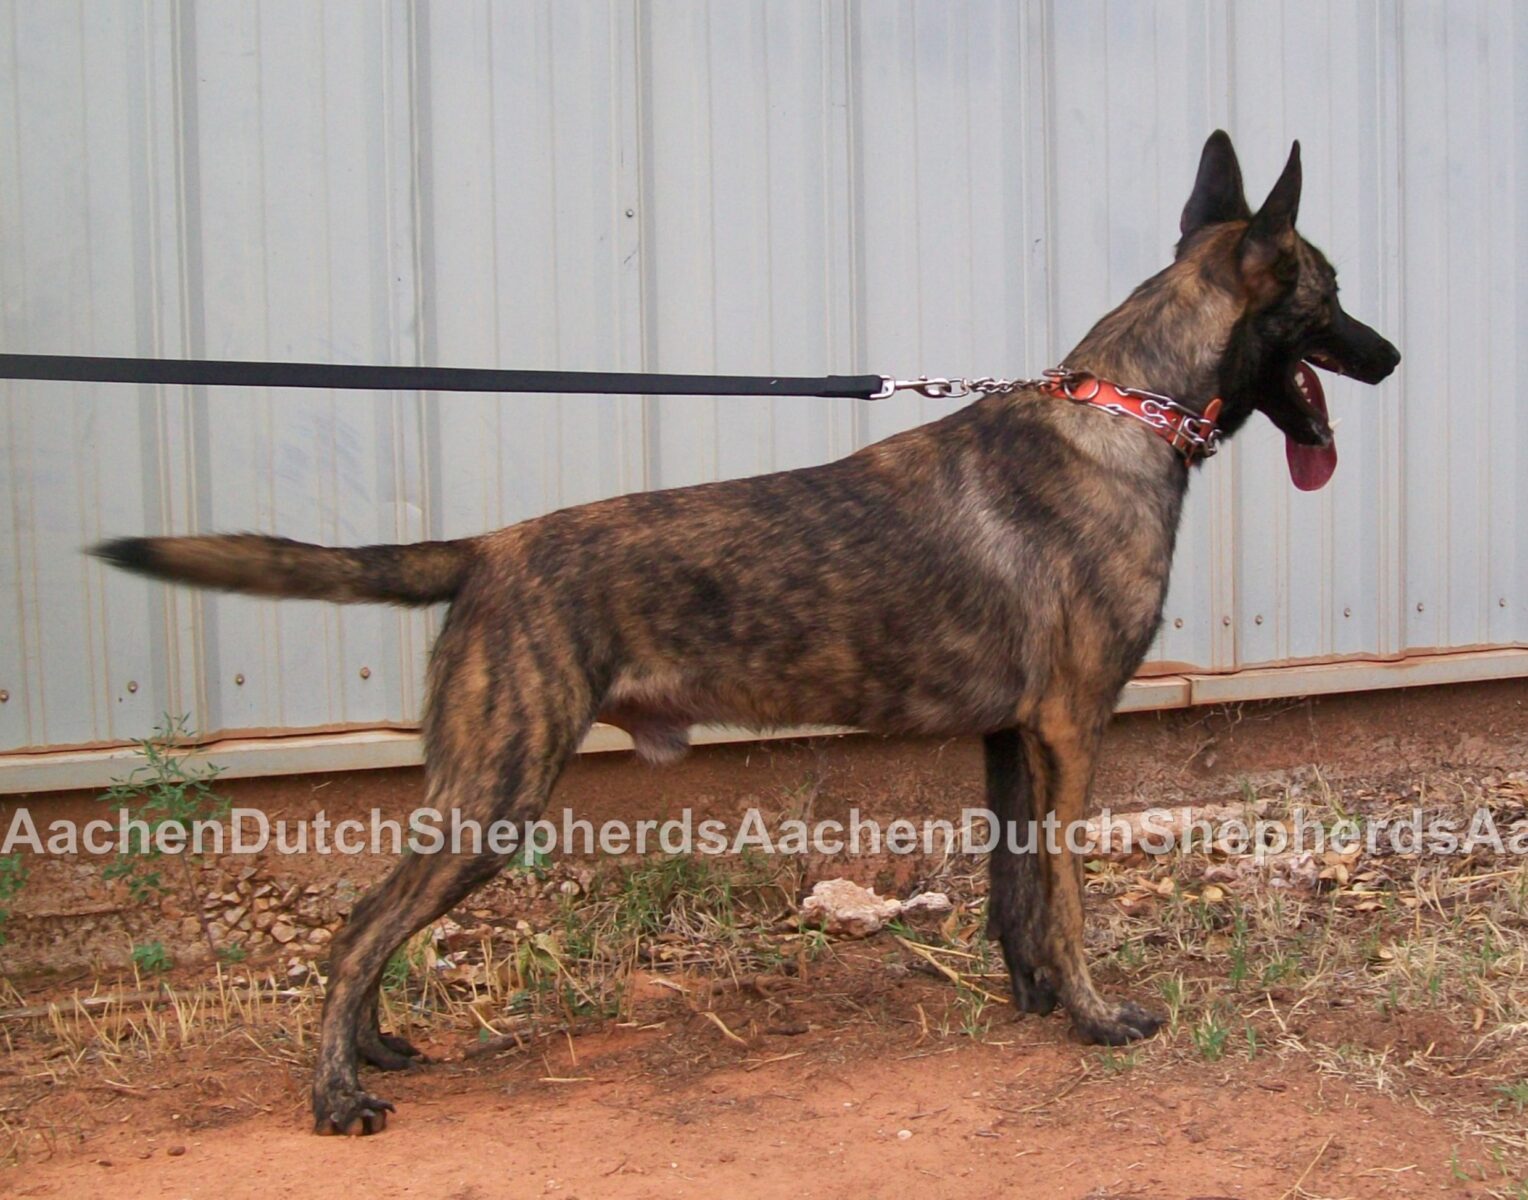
0 689 8 703
1254 614 1264 625
234 673 245 686
359 666 372 680
1416 602 1425 613
1221 615 1232 626
1173 618 1183 629
1343 607 1352 618
126 680 138 694
625 207 635 217
1501 598 1509 608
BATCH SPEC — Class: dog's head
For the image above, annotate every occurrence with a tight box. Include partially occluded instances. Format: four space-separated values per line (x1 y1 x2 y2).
1178 131 1400 489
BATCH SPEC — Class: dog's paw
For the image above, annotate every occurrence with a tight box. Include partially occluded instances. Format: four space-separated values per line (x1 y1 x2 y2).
313 1085 396 1136
1071 1000 1163 1045
359 1029 427 1072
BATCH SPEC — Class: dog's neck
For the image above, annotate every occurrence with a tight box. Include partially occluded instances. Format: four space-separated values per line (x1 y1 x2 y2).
1061 238 1244 417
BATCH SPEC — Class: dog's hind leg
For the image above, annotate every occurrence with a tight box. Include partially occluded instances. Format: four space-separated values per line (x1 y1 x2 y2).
983 729 1058 1015
1030 699 1162 1045
310 600 599 1134
310 822 508 1133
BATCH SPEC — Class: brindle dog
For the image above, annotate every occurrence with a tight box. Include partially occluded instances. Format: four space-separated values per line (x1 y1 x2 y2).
95 131 1399 1134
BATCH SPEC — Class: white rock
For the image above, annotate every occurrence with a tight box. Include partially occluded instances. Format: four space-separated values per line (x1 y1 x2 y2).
799 880 904 937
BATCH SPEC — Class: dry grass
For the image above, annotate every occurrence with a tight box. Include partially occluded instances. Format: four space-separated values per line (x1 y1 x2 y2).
901 768 1528 1196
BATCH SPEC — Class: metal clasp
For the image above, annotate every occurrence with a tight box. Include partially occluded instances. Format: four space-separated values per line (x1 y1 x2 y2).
902 376 971 399
874 375 1032 401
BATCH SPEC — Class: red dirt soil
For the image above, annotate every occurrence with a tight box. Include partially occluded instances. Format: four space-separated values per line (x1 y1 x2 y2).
9 997 1490 1200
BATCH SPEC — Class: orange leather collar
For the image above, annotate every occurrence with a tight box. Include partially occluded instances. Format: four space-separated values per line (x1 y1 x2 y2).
1036 369 1223 463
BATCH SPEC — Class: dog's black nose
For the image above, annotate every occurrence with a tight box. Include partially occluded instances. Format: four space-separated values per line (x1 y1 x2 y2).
1369 337 1401 383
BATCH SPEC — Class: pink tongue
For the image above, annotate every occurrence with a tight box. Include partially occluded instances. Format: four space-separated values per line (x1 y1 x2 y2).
1285 363 1337 491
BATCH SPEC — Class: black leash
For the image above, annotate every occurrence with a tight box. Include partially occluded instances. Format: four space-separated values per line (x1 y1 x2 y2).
0 353 891 400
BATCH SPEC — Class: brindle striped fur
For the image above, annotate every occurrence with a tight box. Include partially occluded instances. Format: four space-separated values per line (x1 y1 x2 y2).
94 132 1398 1135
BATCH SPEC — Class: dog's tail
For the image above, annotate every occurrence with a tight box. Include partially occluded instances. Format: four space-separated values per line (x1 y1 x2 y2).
91 533 476 606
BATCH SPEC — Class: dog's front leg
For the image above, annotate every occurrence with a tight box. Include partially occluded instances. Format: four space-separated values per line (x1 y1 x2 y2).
1031 702 1162 1045
983 729 1058 1014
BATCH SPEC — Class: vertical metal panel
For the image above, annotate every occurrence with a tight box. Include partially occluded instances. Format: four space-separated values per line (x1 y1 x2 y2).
419 0 645 538
640 0 859 488
1226 0 1402 668
1 0 1524 756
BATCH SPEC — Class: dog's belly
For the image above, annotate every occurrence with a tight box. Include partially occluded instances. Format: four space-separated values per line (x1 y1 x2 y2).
596 657 1025 765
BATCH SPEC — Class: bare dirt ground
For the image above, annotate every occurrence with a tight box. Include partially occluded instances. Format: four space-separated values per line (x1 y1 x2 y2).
2 682 1527 1198
2 972 1500 1200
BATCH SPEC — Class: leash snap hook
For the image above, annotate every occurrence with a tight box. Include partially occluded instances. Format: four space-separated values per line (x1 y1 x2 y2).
882 376 971 400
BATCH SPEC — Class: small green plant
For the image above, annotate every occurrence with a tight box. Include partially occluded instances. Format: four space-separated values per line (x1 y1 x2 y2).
511 846 552 880
0 852 26 947
100 715 230 959
1260 950 1300 988
131 940 172 974
383 931 434 996
1156 972 1186 1030
1494 1080 1528 1116
1192 1009 1230 1061
800 927 830 958
1226 908 1250 989
954 984 991 1041
1093 1048 1140 1075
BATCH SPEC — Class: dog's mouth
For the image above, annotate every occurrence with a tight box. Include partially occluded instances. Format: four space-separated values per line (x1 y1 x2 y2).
1283 361 1337 491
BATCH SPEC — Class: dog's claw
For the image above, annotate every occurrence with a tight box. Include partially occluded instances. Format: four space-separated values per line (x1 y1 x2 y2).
1073 1000 1163 1045
313 1089 396 1136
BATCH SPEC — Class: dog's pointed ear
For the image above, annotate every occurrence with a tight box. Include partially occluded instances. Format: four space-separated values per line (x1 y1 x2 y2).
1239 141 1303 303
1180 130 1251 237
1247 140 1302 242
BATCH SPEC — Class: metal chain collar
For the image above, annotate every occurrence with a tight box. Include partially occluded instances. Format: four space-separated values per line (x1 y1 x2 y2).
872 367 1222 460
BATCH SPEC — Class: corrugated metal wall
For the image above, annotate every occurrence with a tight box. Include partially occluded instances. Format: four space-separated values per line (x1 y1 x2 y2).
2 0 1525 757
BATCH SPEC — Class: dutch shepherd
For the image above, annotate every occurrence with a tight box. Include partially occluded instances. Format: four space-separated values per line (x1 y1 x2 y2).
95 131 1400 1134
